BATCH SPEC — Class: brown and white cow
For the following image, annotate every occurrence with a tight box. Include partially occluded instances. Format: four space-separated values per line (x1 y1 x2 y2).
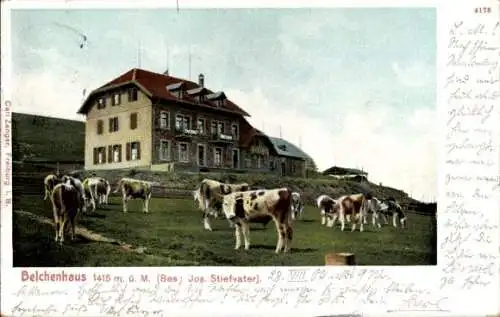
50 183 81 245
332 193 376 232
43 174 60 201
113 177 159 213
221 188 293 253
194 179 250 231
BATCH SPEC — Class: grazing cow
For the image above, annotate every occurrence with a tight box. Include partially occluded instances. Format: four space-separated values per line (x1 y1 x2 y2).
329 193 378 232
291 192 304 220
221 188 293 253
377 197 407 228
50 183 80 245
98 178 111 205
43 174 60 201
61 175 87 214
82 177 110 212
316 194 348 225
194 179 250 231
113 177 158 213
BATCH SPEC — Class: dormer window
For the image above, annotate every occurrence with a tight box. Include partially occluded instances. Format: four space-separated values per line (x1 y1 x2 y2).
187 87 208 103
167 82 185 99
207 91 227 108
278 144 287 151
97 97 106 109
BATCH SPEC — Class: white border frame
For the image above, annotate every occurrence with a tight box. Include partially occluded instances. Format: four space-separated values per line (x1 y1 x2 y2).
1 1 499 317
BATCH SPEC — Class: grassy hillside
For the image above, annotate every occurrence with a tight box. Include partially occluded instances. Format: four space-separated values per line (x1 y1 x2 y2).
13 196 437 266
12 112 85 162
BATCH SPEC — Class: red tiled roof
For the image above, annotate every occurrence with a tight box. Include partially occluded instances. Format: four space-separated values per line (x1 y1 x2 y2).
78 68 250 116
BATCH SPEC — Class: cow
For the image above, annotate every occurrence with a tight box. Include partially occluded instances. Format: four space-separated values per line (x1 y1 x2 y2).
50 183 81 245
82 177 110 212
221 187 293 253
97 178 111 205
316 194 350 226
113 177 159 213
291 192 304 220
60 175 87 214
330 193 380 232
376 197 407 228
43 174 60 201
193 179 250 231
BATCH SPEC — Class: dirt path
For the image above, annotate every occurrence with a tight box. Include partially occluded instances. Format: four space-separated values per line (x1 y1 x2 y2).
14 209 159 258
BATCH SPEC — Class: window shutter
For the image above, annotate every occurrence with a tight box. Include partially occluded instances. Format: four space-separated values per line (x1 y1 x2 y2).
93 148 98 164
108 118 113 132
108 145 113 163
97 120 102 134
102 147 107 163
126 142 131 161
116 118 119 131
118 145 122 162
130 113 137 129
137 142 141 160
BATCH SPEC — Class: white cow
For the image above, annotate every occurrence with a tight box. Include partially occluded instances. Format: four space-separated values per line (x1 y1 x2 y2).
291 192 304 220
221 188 294 253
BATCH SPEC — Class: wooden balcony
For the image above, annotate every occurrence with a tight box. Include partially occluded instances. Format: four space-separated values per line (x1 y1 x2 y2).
174 127 199 140
209 133 235 144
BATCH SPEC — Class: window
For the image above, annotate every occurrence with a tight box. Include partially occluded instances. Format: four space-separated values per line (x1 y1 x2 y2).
175 114 190 131
93 147 106 164
160 140 170 161
257 157 262 169
97 98 106 109
197 118 205 134
96 120 103 135
217 99 224 107
178 143 189 162
128 88 138 102
217 121 224 134
231 123 238 138
113 145 122 163
131 142 139 160
211 121 217 135
109 117 119 132
112 93 121 106
245 158 251 168
130 113 138 130
214 147 223 166
173 90 183 99
126 142 141 161
270 160 275 170
160 111 170 129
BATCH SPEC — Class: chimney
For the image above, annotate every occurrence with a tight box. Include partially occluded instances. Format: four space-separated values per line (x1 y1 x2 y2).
198 73 204 87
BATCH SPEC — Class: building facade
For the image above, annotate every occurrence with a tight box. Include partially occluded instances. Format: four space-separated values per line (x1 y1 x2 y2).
78 68 311 177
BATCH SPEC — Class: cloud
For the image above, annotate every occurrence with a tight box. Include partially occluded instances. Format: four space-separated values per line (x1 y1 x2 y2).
392 61 433 88
227 88 436 201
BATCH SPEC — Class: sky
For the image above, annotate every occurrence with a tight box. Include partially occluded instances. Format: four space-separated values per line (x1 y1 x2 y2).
10 8 437 201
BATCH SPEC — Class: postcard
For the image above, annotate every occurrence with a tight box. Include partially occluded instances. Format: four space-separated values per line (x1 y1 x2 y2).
1 0 498 316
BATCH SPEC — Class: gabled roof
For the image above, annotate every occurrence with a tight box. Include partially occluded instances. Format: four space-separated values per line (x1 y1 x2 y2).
207 91 226 100
266 136 310 160
166 82 184 91
186 87 208 96
322 166 368 176
77 68 250 116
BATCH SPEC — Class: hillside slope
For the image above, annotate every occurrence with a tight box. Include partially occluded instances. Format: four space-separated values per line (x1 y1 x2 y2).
12 112 85 162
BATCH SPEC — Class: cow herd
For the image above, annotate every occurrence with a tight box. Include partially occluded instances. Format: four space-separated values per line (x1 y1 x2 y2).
42 174 408 253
